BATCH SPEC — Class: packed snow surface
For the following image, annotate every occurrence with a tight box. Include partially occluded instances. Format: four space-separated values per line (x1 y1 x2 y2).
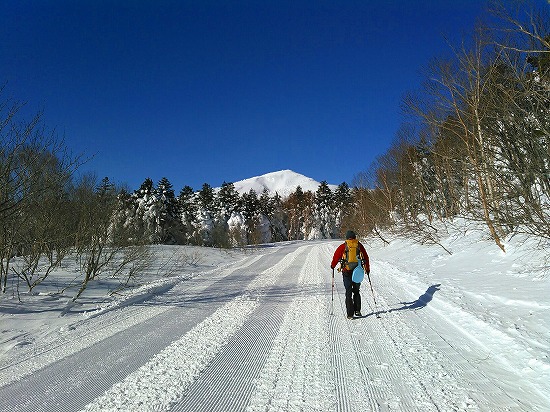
0 222 548 411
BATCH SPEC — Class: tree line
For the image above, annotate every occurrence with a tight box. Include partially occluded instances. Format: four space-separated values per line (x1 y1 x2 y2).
111 176 352 248
0 93 351 297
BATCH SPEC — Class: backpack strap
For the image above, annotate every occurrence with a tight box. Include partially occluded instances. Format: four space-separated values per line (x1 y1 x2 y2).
339 242 348 268
344 242 349 262
358 242 366 267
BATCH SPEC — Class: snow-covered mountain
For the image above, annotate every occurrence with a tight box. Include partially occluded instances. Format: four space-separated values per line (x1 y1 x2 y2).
230 169 337 198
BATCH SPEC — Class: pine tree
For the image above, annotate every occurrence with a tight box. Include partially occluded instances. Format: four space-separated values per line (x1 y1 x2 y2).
178 185 200 245
334 182 351 237
136 178 154 197
157 177 175 199
240 189 264 244
93 176 119 240
196 183 216 246
197 183 215 210
269 193 287 242
259 188 274 218
334 182 350 210
210 181 239 248
283 186 305 240
131 177 162 243
96 176 116 198
156 177 183 244
216 181 240 221
313 181 335 238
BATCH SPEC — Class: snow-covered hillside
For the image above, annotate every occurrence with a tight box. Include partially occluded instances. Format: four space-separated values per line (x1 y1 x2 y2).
230 169 338 197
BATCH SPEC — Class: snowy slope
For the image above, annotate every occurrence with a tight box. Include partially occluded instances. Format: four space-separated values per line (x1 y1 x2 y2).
230 169 338 197
0 228 548 411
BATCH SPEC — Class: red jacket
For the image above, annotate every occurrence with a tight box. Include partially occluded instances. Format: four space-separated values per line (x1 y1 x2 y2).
331 241 370 273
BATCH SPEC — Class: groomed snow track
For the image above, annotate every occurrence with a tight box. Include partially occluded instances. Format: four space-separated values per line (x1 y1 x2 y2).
0 241 547 411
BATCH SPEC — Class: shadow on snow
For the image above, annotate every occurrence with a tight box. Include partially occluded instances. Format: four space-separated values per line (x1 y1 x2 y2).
359 284 442 319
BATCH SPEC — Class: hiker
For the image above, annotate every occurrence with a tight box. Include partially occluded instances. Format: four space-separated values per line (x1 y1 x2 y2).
331 230 370 319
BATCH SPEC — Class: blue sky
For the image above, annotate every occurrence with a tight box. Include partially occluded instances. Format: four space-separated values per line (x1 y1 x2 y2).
2 0 493 192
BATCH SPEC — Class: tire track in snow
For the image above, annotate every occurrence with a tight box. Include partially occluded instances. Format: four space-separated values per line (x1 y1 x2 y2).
0 250 281 412
0 303 168 388
329 260 381 411
81 244 309 412
328 241 458 411
171 245 311 411
356 263 479 411
359 296 469 411
0 253 265 389
245 246 337 412
80 295 258 412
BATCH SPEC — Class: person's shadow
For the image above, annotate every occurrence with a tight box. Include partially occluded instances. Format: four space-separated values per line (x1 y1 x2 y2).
367 284 442 318
398 284 441 310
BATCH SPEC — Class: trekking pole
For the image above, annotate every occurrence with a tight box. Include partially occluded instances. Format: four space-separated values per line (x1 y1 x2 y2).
331 267 336 315
366 271 380 318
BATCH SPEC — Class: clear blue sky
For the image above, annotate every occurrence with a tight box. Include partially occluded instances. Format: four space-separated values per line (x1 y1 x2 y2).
2 0 492 192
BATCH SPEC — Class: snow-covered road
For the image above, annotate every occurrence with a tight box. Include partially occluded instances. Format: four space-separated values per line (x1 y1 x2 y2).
0 241 547 411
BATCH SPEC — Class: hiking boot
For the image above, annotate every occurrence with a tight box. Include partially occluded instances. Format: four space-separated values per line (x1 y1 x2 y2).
347 315 354 319
355 311 362 317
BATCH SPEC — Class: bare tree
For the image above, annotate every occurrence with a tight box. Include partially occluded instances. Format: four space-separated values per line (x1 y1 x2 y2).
483 0 550 238
1 90 81 295
404 26 509 251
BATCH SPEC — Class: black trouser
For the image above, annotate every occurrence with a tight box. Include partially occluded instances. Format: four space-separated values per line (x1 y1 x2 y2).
342 272 361 316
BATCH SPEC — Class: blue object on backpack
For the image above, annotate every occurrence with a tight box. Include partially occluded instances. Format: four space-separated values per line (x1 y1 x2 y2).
352 264 364 283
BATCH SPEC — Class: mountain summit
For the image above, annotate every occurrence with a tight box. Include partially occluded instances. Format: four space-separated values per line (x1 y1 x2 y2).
231 170 336 198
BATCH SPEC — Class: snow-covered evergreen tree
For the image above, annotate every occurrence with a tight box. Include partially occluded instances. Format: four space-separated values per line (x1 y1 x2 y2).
333 182 351 237
130 178 163 243
156 177 183 244
212 182 241 248
177 185 200 245
196 183 216 246
238 189 269 244
216 181 240 221
309 181 335 239
268 193 287 242
283 186 308 240
227 211 247 247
